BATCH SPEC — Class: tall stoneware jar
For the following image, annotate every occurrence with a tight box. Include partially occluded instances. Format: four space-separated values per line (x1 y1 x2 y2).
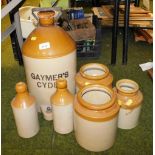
11 82 39 138
22 9 76 112
116 79 143 129
75 63 113 92
74 85 120 152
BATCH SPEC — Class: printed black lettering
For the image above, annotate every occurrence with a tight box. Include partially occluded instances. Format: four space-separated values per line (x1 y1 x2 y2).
46 75 53 81
42 82 46 88
36 74 40 80
31 73 36 79
37 82 42 88
40 75 46 81
53 74 58 81
48 82 53 88
54 81 57 88
58 74 63 79
64 71 69 78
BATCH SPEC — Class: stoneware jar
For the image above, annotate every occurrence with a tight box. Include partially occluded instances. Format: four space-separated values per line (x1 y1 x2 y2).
51 78 74 134
22 8 76 112
116 79 143 129
75 63 113 92
11 82 39 138
74 84 120 152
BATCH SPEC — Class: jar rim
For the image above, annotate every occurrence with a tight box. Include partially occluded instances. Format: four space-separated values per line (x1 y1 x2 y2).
116 79 139 94
80 63 109 80
77 84 116 110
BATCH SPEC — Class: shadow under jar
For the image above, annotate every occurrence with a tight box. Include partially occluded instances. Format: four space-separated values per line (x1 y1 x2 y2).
74 85 120 152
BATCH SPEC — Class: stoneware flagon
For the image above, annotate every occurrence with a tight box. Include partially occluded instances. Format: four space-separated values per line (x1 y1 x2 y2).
74 84 120 152
51 78 74 134
22 9 76 112
11 82 39 138
116 79 143 129
75 63 113 92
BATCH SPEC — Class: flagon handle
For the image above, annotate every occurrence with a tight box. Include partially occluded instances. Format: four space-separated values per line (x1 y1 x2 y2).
32 7 56 21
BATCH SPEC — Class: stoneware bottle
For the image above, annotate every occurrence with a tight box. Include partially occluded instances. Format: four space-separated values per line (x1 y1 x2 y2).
75 63 113 92
116 79 143 129
74 84 120 152
51 78 74 134
22 8 76 112
11 82 40 138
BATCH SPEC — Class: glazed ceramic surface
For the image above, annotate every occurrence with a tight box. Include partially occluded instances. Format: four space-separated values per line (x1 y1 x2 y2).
75 63 113 92
53 104 73 134
51 79 74 134
74 85 119 152
11 82 39 138
22 11 76 111
116 79 143 129
12 104 39 138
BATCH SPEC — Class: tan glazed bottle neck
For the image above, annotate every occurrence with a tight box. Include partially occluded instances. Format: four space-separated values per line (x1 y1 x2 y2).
12 82 34 108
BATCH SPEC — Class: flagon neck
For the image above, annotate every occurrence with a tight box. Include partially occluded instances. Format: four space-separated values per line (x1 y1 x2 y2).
38 11 55 26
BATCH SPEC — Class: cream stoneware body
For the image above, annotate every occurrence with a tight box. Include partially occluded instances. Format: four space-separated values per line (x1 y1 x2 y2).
11 82 39 138
51 79 74 134
74 84 119 152
116 79 143 129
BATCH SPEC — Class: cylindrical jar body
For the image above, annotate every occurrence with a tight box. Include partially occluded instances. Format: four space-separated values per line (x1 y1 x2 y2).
75 63 113 92
118 105 141 129
116 79 143 129
74 113 118 152
74 85 119 152
53 104 73 134
11 103 39 138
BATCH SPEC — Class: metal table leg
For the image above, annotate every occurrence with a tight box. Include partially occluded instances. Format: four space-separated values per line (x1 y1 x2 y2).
6 0 24 65
134 0 140 7
111 0 120 65
122 0 130 65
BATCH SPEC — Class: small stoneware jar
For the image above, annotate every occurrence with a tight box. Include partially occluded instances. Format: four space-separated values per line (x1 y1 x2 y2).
11 82 39 138
116 79 143 129
75 63 113 92
51 78 74 134
74 85 120 152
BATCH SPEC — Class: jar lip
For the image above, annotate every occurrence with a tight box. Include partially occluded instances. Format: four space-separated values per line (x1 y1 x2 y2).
77 84 116 110
116 79 139 94
79 63 109 80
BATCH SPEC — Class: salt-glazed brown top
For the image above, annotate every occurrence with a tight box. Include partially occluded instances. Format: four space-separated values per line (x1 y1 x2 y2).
51 79 74 106
116 79 143 109
22 11 76 58
74 84 120 122
75 63 113 89
11 82 35 108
